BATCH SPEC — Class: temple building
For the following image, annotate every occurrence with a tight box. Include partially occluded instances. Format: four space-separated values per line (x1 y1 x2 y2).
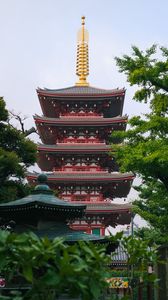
0 174 116 251
27 16 134 235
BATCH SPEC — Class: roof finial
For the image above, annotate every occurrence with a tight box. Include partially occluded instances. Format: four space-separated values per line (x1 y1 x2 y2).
76 16 89 86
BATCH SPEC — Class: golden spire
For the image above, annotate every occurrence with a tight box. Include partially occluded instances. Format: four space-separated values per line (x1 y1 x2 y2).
76 16 89 86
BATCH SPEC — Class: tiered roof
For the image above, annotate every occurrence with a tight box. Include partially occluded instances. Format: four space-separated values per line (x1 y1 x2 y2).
37 85 125 97
28 172 134 182
27 172 134 198
38 86 125 118
34 115 127 125
37 143 111 153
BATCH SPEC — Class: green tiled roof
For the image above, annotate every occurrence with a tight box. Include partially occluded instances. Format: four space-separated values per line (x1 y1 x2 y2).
0 176 86 219
0 193 85 209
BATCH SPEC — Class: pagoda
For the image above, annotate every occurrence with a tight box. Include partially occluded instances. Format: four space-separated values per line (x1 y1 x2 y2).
27 16 134 235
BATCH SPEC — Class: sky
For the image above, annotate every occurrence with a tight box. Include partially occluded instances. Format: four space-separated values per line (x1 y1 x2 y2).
0 0 167 121
0 0 167 225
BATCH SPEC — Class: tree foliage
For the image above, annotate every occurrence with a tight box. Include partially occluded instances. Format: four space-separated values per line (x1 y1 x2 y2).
0 230 158 300
0 231 111 300
0 97 37 202
134 227 163 247
113 45 168 242
115 45 168 115
121 235 157 275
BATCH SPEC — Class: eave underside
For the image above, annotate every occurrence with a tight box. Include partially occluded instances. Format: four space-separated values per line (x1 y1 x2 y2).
38 91 125 118
72 203 132 226
37 150 118 172
35 119 127 144
27 172 134 198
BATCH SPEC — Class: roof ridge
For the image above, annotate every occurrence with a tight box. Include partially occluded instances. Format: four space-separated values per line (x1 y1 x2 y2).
40 85 124 92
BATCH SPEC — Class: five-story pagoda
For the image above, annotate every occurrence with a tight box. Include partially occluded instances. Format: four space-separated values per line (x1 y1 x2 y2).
28 17 134 235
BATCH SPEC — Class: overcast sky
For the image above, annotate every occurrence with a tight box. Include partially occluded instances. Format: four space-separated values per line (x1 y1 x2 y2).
1 0 167 120
0 1 167 217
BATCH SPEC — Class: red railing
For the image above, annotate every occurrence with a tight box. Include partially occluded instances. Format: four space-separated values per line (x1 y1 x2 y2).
57 138 104 144
61 194 104 202
53 166 108 173
60 112 103 117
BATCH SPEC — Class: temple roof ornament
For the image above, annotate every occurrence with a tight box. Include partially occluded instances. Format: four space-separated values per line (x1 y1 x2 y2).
76 16 89 86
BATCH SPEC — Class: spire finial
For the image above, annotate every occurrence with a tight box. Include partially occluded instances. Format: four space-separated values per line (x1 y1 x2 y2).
75 16 89 86
81 15 85 25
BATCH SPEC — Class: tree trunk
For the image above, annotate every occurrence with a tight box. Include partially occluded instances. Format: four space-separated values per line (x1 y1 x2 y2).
156 245 168 300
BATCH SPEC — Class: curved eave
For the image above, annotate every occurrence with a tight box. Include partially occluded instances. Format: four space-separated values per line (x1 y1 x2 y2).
86 205 131 214
37 144 111 153
27 173 134 198
34 116 128 126
37 87 125 98
0 201 85 209
0 196 86 217
0 203 85 213
27 172 135 183
86 208 131 214
38 91 125 118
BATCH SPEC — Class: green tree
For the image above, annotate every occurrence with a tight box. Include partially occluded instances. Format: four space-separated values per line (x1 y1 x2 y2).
0 231 112 300
133 226 167 259
0 97 37 202
113 45 168 243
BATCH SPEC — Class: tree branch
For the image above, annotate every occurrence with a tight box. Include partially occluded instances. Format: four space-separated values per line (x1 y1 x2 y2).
24 127 38 137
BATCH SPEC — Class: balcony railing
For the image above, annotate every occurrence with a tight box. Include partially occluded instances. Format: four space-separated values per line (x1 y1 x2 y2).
53 166 108 173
